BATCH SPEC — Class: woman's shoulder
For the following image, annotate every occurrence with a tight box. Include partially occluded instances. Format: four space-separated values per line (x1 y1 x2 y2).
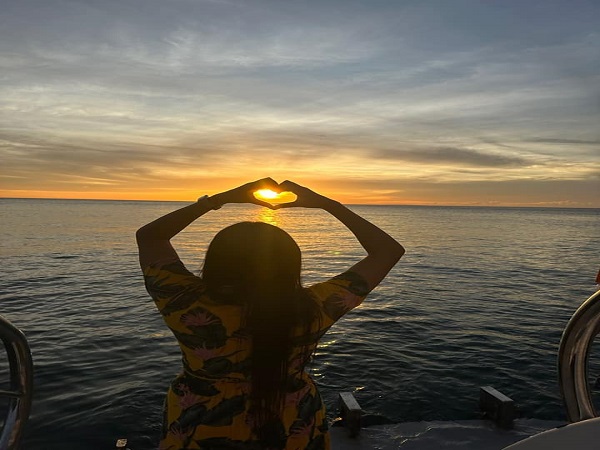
305 271 371 323
142 258 206 309
143 257 197 279
307 271 370 297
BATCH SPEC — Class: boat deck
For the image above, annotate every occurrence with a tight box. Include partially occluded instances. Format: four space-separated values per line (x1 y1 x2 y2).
330 419 564 449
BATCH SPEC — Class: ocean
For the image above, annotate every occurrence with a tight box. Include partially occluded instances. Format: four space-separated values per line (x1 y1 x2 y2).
1 198 599 450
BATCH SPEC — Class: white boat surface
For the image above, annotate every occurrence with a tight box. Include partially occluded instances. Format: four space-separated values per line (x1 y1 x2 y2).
330 416 600 449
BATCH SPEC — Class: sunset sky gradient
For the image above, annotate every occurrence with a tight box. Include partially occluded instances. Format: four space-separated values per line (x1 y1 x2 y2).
1 0 599 206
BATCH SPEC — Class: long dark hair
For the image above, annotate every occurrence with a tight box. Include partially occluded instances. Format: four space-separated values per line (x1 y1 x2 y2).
202 222 316 437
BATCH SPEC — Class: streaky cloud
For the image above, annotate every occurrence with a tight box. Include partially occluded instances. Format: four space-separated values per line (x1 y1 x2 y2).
372 147 532 168
524 138 600 145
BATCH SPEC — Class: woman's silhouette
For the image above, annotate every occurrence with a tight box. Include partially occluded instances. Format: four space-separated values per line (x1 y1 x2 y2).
137 178 404 449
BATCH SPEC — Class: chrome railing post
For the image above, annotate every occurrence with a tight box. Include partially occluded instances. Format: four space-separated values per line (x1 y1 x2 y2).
558 289 600 423
0 315 34 450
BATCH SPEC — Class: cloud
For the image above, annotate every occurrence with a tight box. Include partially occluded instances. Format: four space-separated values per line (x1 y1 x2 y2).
524 138 600 146
371 147 532 168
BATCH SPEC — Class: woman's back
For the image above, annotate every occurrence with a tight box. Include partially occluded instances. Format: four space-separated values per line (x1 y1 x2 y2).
143 259 370 448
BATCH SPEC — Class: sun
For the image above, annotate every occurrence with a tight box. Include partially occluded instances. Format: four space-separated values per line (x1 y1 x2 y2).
254 189 279 200
253 189 297 204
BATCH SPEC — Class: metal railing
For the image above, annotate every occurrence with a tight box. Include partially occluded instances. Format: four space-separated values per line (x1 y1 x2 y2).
0 315 33 450
558 288 600 423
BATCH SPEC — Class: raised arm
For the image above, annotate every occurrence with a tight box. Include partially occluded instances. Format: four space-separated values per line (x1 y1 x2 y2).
275 181 405 291
136 178 279 269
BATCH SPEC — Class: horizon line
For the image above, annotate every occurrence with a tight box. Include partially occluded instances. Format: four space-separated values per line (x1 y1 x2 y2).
1 196 598 209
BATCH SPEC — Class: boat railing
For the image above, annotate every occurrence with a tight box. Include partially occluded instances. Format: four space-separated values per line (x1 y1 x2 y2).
558 288 600 423
0 315 33 450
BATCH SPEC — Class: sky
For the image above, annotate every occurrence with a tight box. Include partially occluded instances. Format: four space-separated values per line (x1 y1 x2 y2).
1 0 599 206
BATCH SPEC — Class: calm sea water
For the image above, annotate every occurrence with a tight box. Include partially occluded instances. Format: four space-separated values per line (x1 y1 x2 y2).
1 199 599 450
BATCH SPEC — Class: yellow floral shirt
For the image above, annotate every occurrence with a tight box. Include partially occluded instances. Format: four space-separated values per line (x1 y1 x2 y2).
143 259 369 450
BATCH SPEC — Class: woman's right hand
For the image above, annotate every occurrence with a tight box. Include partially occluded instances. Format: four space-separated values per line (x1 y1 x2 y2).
274 180 338 210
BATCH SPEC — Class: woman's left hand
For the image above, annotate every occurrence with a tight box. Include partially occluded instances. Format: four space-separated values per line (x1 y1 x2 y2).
211 178 280 209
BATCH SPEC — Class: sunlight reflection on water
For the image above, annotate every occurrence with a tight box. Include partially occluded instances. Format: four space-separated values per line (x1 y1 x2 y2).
256 207 280 226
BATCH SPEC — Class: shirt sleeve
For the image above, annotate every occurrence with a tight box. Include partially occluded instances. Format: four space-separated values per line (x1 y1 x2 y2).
142 259 206 317
307 271 371 327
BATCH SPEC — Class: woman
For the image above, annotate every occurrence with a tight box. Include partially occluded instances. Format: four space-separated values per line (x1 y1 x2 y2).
137 178 404 449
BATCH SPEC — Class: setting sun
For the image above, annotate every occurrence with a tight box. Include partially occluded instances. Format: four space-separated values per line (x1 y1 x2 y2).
253 189 297 204
255 189 279 200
